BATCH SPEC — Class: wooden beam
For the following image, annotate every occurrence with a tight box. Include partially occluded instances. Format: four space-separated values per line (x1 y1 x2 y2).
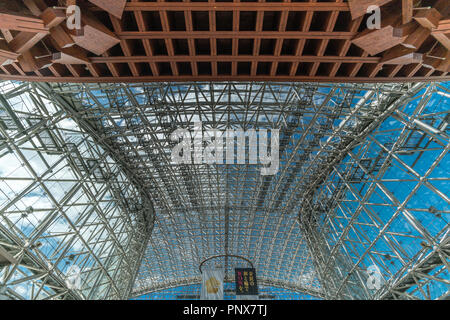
330 16 364 77
18 47 52 72
347 0 393 20
432 31 450 50
50 25 76 49
402 0 413 24
117 31 354 40
435 19 450 33
423 45 450 71
23 1 71 46
352 13 409 55
72 11 120 55
352 29 403 56
0 0 50 33
432 20 450 50
1 30 13 42
52 47 91 64
93 2 350 12
17 50 36 72
0 0 35 15
402 25 431 50
110 14 140 76
49 32 92 66
434 0 450 17
133 7 158 76
9 31 47 53
23 0 46 16
1 73 448 83
435 57 450 72
86 63 102 77
393 21 417 37
0 41 20 66
40 7 66 29
0 12 47 33
381 45 422 64
88 56 379 64
88 0 127 19
21 0 72 63
414 8 442 29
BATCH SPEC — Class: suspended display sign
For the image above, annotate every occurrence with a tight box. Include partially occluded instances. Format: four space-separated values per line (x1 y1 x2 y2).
200 268 224 300
235 268 258 299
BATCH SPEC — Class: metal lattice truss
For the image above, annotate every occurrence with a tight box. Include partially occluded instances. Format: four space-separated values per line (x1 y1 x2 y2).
0 82 154 300
0 80 449 300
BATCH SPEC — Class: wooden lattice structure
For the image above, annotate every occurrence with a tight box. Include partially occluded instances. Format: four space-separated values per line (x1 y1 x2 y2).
0 0 448 83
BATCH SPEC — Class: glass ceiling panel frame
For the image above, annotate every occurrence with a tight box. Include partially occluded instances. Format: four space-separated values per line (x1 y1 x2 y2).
0 81 154 300
0 80 448 300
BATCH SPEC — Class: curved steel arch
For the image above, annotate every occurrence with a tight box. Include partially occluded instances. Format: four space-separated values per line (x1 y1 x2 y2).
199 254 255 273
130 277 326 300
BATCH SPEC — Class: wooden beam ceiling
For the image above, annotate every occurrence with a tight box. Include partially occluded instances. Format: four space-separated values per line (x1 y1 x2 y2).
0 0 447 83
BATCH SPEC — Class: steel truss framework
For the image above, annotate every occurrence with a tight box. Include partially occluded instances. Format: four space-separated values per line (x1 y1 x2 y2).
0 80 448 300
0 81 154 300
